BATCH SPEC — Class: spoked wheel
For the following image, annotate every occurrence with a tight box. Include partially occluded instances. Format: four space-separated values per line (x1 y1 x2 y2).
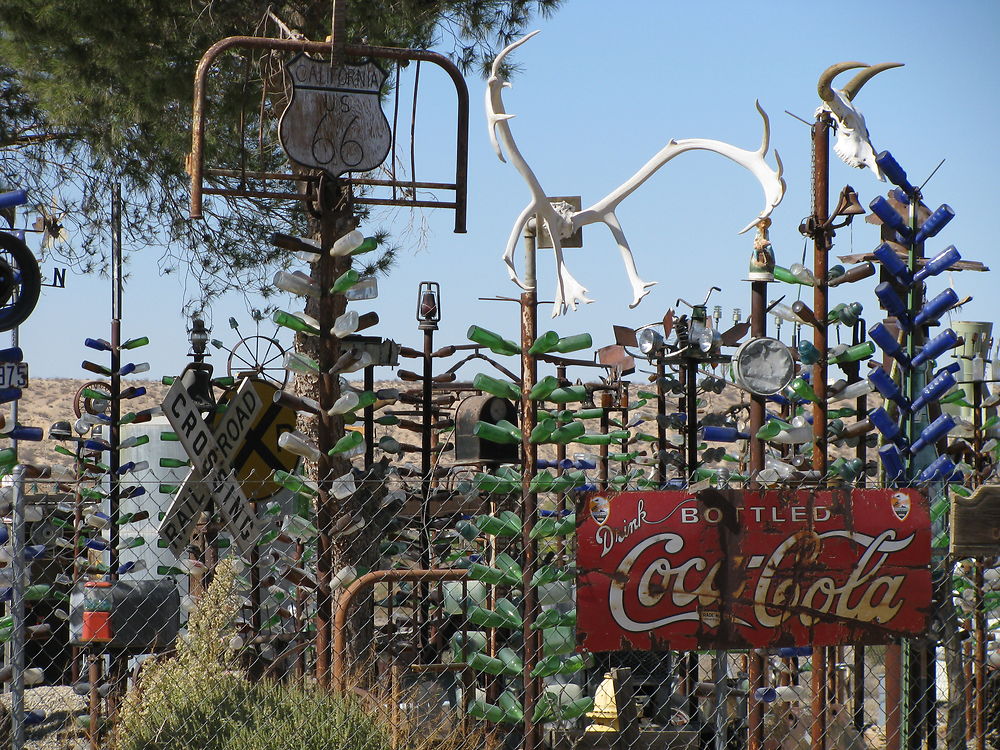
74 380 112 418
226 335 289 389
0 231 41 332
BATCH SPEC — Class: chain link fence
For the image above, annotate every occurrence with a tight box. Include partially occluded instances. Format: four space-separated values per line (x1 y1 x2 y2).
0 381 992 750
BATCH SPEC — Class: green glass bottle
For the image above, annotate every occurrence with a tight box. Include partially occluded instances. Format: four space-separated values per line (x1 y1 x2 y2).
530 419 557 445
530 653 585 678
828 341 875 365
546 386 588 404
528 375 560 401
575 430 630 446
788 377 820 404
331 269 360 294
121 336 149 350
474 511 521 537
550 421 586 444
329 431 364 455
272 310 319 336
467 325 521 356
274 469 318 496
555 333 592 353
472 373 520 401
528 331 560 355
159 457 190 469
474 420 522 445
351 236 379 255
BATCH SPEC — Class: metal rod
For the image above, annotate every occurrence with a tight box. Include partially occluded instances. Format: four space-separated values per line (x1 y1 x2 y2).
519 225 540 750
747 279 766 750
886 644 903 750
975 561 985 750
314 180 353 688
10 460 25 750
332 569 467 691
811 114 830 477
418 321 434 660
189 36 469 232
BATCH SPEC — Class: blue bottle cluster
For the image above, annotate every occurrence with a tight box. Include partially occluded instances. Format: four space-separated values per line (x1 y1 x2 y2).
869 150 969 485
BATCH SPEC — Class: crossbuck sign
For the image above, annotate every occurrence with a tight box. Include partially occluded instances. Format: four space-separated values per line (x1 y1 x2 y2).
158 378 263 557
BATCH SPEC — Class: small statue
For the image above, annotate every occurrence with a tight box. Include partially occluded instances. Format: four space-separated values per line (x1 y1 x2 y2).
748 218 775 281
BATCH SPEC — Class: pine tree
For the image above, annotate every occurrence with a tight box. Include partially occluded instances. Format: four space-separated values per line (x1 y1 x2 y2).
0 0 563 305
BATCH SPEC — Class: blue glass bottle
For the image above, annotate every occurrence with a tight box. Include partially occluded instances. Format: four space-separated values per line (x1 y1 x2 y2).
914 205 955 245
872 242 913 288
879 444 906 483
909 413 956 455
869 407 906 446
911 328 959 369
868 323 910 369
913 288 959 328
869 367 911 411
910 370 957 413
874 283 912 331
913 245 961 284
917 454 962 484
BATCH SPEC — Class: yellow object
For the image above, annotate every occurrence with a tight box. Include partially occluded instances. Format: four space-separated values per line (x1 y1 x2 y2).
585 673 620 732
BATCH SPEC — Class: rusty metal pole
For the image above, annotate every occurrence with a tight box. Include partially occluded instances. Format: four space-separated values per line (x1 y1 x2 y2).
656 358 667 484
520 224 541 750
747 279 767 750
418 310 436 661
975 560 986 750
886 643 903 750
810 113 831 750
598 392 611 491
315 179 352 689
811 114 830 475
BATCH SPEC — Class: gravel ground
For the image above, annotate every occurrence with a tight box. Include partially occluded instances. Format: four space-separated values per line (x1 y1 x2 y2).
0 686 88 750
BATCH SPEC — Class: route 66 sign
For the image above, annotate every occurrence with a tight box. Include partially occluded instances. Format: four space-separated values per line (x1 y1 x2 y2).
280 54 392 177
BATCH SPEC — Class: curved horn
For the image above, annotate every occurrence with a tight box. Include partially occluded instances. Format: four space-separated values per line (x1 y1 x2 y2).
490 29 540 80
841 62 903 100
817 61 868 103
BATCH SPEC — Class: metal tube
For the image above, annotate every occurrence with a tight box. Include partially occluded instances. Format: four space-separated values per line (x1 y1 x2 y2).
811 115 830 476
747 280 767 750
10 461 25 750
886 644 903 750
314 184 352 688
332 569 467 691
811 645 827 750
418 323 434 661
656 359 667 484
975 561 985 750
520 227 540 750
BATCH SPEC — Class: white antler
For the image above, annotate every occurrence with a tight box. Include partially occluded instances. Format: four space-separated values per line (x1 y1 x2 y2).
487 31 591 314
488 32 787 316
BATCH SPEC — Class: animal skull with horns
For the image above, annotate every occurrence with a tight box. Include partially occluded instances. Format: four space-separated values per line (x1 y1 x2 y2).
487 31 786 317
815 61 903 180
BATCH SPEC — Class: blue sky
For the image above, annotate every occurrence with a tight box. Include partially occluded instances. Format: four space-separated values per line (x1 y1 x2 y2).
14 0 1000 381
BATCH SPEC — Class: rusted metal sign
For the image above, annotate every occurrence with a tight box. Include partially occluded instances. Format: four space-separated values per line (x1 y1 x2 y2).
950 483 1000 557
576 488 930 652
279 54 391 177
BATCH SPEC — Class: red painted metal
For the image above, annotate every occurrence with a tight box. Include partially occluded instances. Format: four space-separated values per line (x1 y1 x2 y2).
576 489 931 652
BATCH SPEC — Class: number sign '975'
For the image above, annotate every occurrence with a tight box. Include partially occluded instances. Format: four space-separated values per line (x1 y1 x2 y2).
0 362 27 388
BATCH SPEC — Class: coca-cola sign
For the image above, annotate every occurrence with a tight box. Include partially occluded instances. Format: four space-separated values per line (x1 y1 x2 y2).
577 489 930 652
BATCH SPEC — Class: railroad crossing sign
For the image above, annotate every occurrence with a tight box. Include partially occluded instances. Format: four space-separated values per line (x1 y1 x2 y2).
279 54 392 177
214 379 297 501
158 377 263 558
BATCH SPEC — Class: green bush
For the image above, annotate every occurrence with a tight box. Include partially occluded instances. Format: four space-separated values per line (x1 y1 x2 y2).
113 559 390 750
